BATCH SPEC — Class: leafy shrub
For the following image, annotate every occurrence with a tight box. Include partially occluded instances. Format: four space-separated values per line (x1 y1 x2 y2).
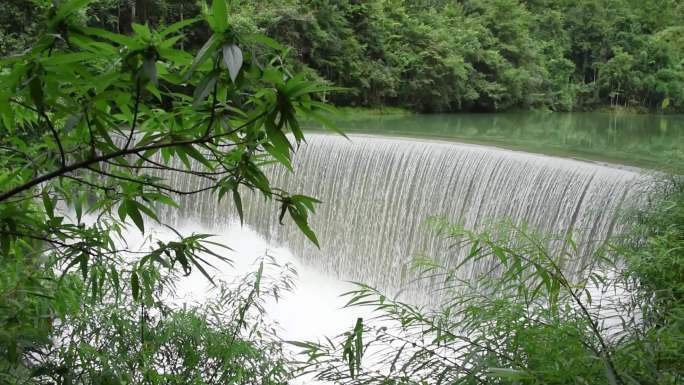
296 183 684 384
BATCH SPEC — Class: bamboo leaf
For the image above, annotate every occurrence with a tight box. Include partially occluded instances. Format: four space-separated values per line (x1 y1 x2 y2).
131 271 140 301
193 72 218 108
487 368 531 380
288 206 319 248
185 34 218 81
54 0 95 22
81 26 140 48
233 188 244 225
41 52 97 66
222 44 243 82
124 199 145 233
211 0 228 32
159 17 200 38
42 190 54 219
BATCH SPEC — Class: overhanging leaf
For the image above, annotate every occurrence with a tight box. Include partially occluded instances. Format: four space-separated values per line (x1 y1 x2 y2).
222 44 243 83
288 207 319 248
53 0 95 23
159 17 200 38
193 72 218 108
233 188 244 225
122 199 145 233
184 34 218 81
487 367 532 380
211 0 228 32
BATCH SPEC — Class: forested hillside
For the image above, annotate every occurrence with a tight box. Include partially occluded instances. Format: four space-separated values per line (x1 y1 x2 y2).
2 0 684 112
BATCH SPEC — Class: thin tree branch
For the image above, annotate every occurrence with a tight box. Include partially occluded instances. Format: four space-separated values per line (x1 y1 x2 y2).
84 108 97 157
63 174 116 192
107 158 222 182
0 230 73 249
86 166 221 196
0 111 266 203
125 78 142 149
41 109 66 167
9 98 40 113
204 59 220 138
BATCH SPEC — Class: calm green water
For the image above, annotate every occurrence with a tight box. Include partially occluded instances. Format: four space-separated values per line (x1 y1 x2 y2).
311 112 684 170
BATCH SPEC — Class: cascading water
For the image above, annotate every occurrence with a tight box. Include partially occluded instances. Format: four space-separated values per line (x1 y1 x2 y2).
157 134 648 300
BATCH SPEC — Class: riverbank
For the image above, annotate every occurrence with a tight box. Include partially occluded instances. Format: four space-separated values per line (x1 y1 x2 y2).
332 106 414 119
335 105 676 117
306 110 684 171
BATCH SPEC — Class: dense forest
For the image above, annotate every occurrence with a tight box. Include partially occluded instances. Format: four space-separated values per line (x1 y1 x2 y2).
2 0 684 112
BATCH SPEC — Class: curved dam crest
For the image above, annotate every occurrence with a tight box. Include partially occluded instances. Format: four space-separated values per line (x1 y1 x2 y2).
158 134 649 297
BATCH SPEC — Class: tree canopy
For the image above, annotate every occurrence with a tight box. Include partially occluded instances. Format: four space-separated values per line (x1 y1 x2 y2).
4 0 683 112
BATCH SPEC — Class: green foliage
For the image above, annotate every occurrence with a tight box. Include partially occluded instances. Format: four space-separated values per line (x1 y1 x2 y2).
0 0 337 382
616 177 684 380
296 188 684 384
0 1 48 56
225 0 684 112
11 259 297 384
5 0 683 112
625 178 684 313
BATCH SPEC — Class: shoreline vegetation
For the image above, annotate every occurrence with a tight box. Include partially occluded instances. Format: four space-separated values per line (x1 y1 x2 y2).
3 0 684 113
326 105 684 117
295 177 684 385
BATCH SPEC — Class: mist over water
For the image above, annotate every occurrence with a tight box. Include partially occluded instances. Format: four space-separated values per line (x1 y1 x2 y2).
118 220 363 342
157 134 649 302
117 132 655 384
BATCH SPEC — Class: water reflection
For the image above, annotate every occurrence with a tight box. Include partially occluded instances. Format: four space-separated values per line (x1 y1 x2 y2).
314 112 684 169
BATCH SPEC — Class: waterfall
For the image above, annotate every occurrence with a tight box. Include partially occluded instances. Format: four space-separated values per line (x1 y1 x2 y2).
158 134 648 299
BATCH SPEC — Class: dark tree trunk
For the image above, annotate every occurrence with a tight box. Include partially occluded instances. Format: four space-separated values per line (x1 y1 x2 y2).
135 0 149 25
118 0 133 34
118 0 152 34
